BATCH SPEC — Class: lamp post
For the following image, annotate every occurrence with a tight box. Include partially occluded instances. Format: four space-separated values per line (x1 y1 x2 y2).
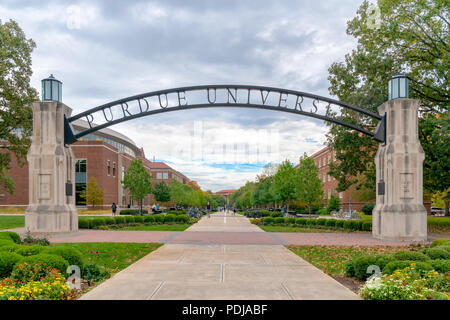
41 74 62 102
388 74 409 100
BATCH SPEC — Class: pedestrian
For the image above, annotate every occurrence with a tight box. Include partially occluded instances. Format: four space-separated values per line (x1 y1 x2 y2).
152 203 156 214
156 203 160 212
111 202 117 216
233 206 236 216
207 201 211 218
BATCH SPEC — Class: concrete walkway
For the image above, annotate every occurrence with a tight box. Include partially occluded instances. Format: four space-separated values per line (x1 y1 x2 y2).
80 212 359 300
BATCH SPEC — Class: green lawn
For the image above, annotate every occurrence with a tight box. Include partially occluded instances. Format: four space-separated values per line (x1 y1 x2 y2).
52 242 162 274
116 224 192 231
0 215 24 230
287 245 404 276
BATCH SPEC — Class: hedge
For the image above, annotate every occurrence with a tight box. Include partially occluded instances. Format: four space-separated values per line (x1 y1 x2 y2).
114 216 126 224
44 247 83 267
133 216 144 223
143 215 155 223
325 219 337 227
383 260 433 275
14 245 45 257
23 254 69 275
124 216 135 223
361 202 375 215
431 239 450 247
0 252 23 278
430 259 450 273
393 250 430 262
78 219 90 229
421 248 450 260
164 214 176 223
119 209 148 215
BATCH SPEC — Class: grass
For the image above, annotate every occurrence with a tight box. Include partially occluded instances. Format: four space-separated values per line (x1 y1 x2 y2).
116 224 192 231
0 215 24 230
52 242 162 274
287 245 405 276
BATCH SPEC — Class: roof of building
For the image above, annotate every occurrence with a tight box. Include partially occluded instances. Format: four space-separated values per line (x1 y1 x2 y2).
309 146 329 158
215 189 236 195
145 161 172 169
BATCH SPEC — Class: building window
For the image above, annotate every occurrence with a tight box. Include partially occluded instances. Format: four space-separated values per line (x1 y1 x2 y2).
328 175 331 182
339 192 343 199
163 172 168 180
75 159 87 206
112 162 116 177
107 160 111 175
157 172 162 179
328 190 332 198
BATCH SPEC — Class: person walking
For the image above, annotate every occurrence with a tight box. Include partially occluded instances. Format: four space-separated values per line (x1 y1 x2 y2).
206 201 211 218
111 202 117 217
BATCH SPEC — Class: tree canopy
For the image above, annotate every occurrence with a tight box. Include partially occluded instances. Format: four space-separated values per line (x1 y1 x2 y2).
122 159 152 213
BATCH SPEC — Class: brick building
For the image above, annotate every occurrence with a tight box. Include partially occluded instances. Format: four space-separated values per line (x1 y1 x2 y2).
214 189 236 206
0 119 191 209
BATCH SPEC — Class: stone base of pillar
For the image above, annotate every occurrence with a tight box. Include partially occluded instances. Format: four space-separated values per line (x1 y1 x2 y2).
25 205 78 235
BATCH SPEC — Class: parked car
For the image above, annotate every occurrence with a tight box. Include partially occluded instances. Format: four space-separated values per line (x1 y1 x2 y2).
431 206 444 216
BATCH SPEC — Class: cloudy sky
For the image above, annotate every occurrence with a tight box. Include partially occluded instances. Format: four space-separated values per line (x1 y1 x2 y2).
0 0 366 191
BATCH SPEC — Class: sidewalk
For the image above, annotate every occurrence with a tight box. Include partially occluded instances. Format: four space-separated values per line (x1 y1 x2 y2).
80 212 360 300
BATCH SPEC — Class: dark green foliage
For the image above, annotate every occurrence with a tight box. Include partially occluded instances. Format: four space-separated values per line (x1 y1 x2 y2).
152 182 171 202
361 222 372 231
430 259 450 273
306 219 316 226
326 194 341 213
175 214 189 223
119 209 149 215
345 261 355 277
154 214 165 224
325 219 336 227
375 255 395 270
274 217 285 225
133 216 144 223
335 220 344 228
0 231 21 244
393 250 430 262
0 252 23 278
45 247 83 267
114 216 125 224
352 255 378 280
270 211 283 218
103 218 114 225
90 218 106 228
431 239 450 247
23 254 69 275
143 215 155 223
78 219 90 229
263 217 274 225
421 248 450 260
286 217 296 225
163 214 176 223
316 218 327 226
383 260 433 275
124 216 135 223
15 245 44 257
362 203 375 215
0 243 20 252
295 218 307 226
81 263 110 282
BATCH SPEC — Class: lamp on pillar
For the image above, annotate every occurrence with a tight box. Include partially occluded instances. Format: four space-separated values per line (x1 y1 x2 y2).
388 74 409 100
41 74 62 102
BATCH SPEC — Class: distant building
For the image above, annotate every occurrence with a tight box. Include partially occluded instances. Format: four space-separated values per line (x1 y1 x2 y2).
0 119 191 209
214 189 236 205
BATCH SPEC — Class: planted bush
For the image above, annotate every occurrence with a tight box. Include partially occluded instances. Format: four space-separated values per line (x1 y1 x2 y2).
306 219 316 227
383 260 433 275
393 250 430 262
78 219 90 229
0 232 21 244
119 209 148 215
154 214 165 224
263 217 274 225
270 211 283 218
143 215 155 223
361 203 375 215
316 218 327 226
114 216 125 224
23 254 69 275
90 218 106 229
352 255 378 280
361 222 372 231
134 216 144 223
274 217 285 225
335 220 344 228
175 214 189 224
421 248 450 260
81 263 110 282
0 252 23 278
124 216 135 224
430 259 450 273
286 217 296 225
103 218 114 225
431 239 450 247
164 214 176 224
45 247 83 267
15 245 45 257
325 219 337 227
375 255 396 270
295 218 307 226
11 262 60 283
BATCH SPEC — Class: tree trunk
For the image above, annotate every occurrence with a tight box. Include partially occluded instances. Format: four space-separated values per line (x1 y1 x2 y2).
140 199 143 215
445 200 449 216
308 203 311 214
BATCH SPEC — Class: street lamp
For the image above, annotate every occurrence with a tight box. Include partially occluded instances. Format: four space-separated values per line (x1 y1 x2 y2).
388 74 409 100
41 74 62 102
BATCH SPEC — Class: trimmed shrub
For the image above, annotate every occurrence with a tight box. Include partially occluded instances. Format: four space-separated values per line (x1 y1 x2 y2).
306 219 316 227
343 220 361 231
154 214 165 224
119 209 149 215
383 260 433 275
23 254 69 275
175 214 189 224
335 220 344 228
421 248 450 260
437 245 450 252
353 256 378 280
361 222 372 231
15 245 45 257
45 247 83 267
90 218 106 229
0 252 23 278
0 232 21 244
316 218 327 226
144 215 155 223
295 218 307 226
375 254 395 270
134 216 144 223
361 202 375 215
259 210 271 217
286 217 296 225
393 250 430 262
263 217 274 225
103 218 115 225
274 217 285 225
431 239 450 247
81 263 110 282
270 211 283 218
345 262 355 277
114 216 125 224
325 219 337 228
430 259 450 273
164 214 176 224
78 219 90 229
124 216 135 224
0 243 20 253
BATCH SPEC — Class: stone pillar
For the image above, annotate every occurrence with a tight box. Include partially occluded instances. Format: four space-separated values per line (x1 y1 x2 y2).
373 99 427 241
25 101 78 235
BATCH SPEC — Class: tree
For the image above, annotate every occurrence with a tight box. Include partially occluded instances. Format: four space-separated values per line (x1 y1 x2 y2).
212 194 226 207
326 192 341 214
271 160 299 211
253 178 274 207
297 155 324 214
122 159 152 214
0 20 38 194
152 182 171 203
327 0 449 197
80 177 104 209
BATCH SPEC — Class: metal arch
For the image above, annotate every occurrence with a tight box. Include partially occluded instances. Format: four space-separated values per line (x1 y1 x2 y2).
65 85 385 145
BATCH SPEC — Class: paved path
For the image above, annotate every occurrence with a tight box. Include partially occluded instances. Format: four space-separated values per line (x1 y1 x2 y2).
80 212 360 300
